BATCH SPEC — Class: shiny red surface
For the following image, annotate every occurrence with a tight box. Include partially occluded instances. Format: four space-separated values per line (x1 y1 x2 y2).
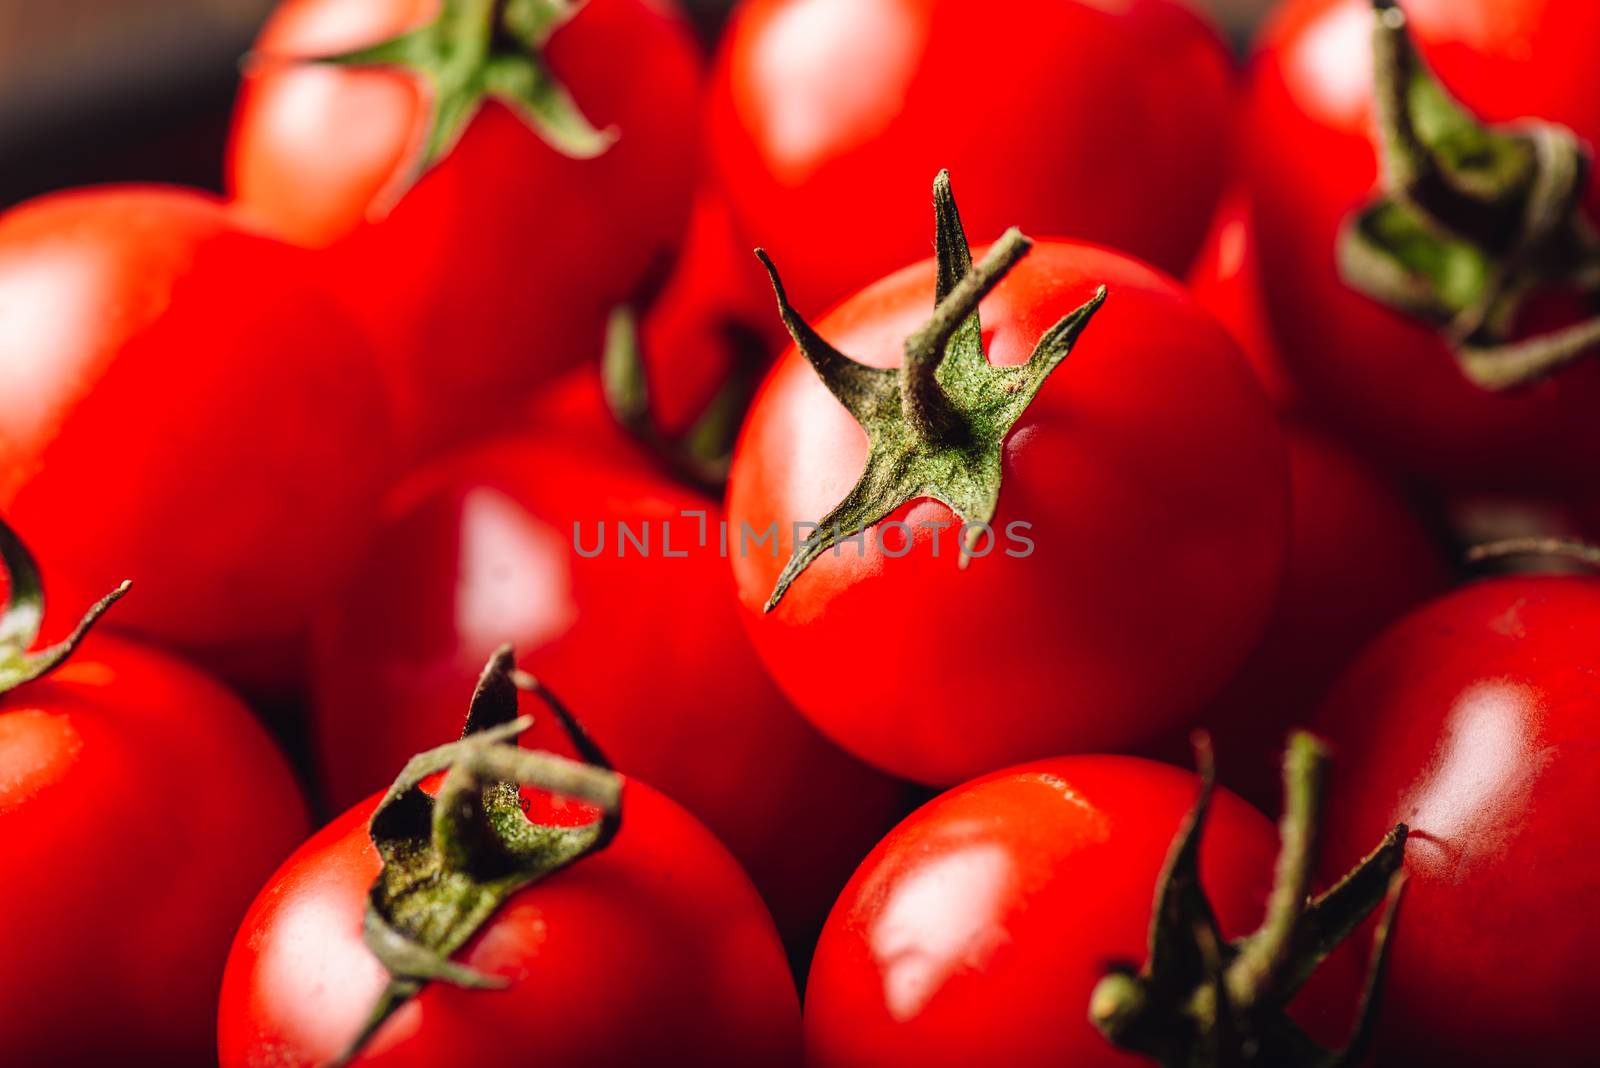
804 755 1358 1067
1315 575 1600 1064
0 187 391 679
218 775 801 1067
228 0 703 456
707 0 1234 314
1189 421 1446 808
727 240 1290 785
311 383 906 951
0 635 308 1068
1242 0 1600 489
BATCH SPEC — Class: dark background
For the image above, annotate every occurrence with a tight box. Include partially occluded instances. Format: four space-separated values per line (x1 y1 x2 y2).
0 0 1274 210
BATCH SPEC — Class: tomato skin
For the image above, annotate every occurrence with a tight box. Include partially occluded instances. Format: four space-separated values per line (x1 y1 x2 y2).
218 775 801 1067
1314 576 1600 1065
311 380 907 952
803 756 1357 1067
1187 187 1296 408
1242 0 1600 490
0 635 308 1068
639 187 789 437
707 0 1234 314
1184 422 1445 809
727 241 1290 786
228 0 703 457
0 187 391 681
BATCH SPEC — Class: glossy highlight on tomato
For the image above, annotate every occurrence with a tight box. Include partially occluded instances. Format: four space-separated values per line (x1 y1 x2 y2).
218 769 801 1067
1242 0 1600 489
228 0 703 456
804 755 1360 1067
708 0 1235 314
728 236 1289 785
1 632 308 1068
1175 420 1445 809
312 373 907 953
0 186 391 683
1314 573 1600 1066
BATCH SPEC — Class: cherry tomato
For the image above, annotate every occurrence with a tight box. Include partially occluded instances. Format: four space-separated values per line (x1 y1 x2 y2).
228 0 703 456
218 770 800 1066
1174 421 1445 809
0 529 308 1067
0 187 391 685
1314 573 1600 1065
707 0 1235 314
1241 0 1600 489
727 221 1289 786
637 186 788 438
311 373 907 953
1187 187 1296 407
804 755 1361 1067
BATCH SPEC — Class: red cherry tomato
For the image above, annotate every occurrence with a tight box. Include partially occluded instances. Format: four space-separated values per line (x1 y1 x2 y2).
0 582 308 1068
727 238 1289 785
311 375 907 952
218 773 801 1067
638 187 788 437
707 0 1235 313
1242 0 1600 489
803 755 1359 1067
228 0 702 456
0 187 391 683
1176 421 1445 809
1187 187 1296 408
1314 573 1600 1065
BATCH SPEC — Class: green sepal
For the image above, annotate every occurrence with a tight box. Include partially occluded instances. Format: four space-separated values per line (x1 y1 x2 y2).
307 0 614 214
0 516 129 696
596 305 756 492
337 646 622 1065
756 170 1108 611
1088 731 1408 1068
1336 0 1600 390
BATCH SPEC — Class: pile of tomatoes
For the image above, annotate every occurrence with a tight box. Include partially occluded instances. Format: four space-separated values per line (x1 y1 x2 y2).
3 0 1599 1065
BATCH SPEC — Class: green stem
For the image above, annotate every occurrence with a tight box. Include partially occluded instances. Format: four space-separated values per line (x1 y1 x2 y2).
342 648 622 1063
1226 734 1327 1007
1339 0 1600 390
900 228 1032 443
0 516 130 696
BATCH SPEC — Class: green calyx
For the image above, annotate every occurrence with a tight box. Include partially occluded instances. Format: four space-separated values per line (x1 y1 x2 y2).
599 304 761 492
1089 732 1408 1068
338 645 622 1065
757 170 1108 611
307 0 614 212
1338 0 1600 390
0 517 128 696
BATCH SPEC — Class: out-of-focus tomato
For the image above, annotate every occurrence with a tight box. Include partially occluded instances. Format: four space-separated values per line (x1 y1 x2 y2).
708 0 1235 314
0 186 390 683
229 0 703 456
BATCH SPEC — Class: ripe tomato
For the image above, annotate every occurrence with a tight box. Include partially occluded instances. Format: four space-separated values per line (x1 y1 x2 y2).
0 525 309 1067
1173 421 1445 810
706 0 1234 314
804 754 1366 1067
1187 187 1296 407
0 187 391 685
311 372 907 954
229 0 703 456
636 186 788 438
1315 572 1600 1065
726 178 1288 785
1242 0 1600 489
218 707 801 1066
